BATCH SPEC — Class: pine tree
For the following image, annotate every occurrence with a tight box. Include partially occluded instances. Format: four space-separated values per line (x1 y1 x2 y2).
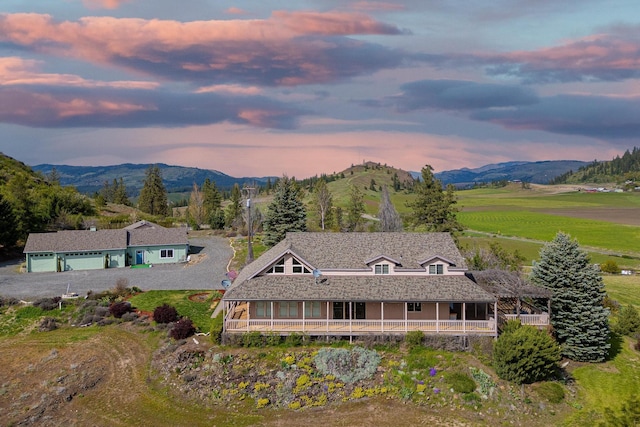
225 183 243 230
530 232 610 362
378 186 403 232
113 178 130 205
311 179 333 231
407 164 463 234
0 193 19 247
138 165 169 216
202 178 224 229
263 176 306 246
345 185 365 231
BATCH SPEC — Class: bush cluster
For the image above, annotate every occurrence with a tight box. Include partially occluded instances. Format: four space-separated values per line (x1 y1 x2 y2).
612 305 640 337
493 320 561 384
314 347 380 383
32 297 62 311
170 317 196 340
0 295 19 307
109 301 132 318
153 304 179 324
405 330 424 349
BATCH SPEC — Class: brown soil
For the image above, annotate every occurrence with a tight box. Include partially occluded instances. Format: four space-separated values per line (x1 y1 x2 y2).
187 292 210 302
541 207 640 226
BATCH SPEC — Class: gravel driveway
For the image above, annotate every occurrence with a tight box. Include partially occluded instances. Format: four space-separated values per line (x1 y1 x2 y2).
0 236 234 300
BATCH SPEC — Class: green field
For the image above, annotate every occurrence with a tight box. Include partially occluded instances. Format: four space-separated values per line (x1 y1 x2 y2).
128 290 217 331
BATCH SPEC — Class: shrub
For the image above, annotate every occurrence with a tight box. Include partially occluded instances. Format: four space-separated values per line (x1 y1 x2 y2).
612 304 640 336
493 321 561 384
170 317 196 340
285 332 305 347
109 301 132 318
0 295 19 307
405 330 424 349
314 347 381 383
600 260 620 274
210 312 224 345
33 297 61 311
242 331 264 347
534 382 565 403
153 304 179 324
445 372 476 394
121 311 139 322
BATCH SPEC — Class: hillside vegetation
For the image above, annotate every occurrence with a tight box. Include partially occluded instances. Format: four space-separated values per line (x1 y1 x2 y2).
551 146 640 185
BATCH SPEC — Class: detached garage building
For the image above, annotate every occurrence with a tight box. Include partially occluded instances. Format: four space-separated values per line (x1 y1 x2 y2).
23 224 188 273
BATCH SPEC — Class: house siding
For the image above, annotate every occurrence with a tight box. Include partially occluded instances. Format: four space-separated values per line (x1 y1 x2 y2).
127 245 188 265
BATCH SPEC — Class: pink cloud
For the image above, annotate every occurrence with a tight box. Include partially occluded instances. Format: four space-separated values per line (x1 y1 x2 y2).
225 7 248 15
485 29 640 82
0 56 158 89
82 0 131 10
195 84 262 95
350 2 405 12
272 10 404 35
0 12 406 86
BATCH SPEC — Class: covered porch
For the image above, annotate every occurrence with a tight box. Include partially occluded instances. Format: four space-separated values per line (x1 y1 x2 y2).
223 300 499 336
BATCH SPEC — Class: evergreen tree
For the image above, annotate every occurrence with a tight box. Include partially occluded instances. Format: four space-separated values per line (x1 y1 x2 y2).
225 183 243 230
345 185 365 231
493 320 561 384
138 165 169 216
113 178 130 205
530 232 610 362
406 164 463 234
202 178 224 229
47 167 60 185
0 193 19 247
378 186 403 232
311 179 333 231
263 176 306 247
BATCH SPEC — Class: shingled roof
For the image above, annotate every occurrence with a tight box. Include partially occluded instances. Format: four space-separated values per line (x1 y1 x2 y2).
24 230 127 253
128 227 188 246
232 232 467 286
224 275 495 302
224 232 490 303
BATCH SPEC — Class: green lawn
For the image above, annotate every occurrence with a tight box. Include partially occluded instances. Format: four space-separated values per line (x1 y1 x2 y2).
458 210 640 255
603 275 640 307
128 290 216 331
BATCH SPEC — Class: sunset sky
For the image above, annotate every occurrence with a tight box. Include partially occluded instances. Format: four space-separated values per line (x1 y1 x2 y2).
1 1 639 178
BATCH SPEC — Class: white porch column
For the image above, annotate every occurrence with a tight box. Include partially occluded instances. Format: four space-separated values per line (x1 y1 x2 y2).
302 301 306 333
436 302 439 333
381 302 385 333
270 301 274 329
349 301 353 335
247 301 250 332
462 302 466 334
404 302 408 332
326 301 329 333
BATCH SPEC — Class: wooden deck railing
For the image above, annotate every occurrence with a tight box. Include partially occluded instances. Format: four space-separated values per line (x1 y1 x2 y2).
224 319 497 335
503 313 549 326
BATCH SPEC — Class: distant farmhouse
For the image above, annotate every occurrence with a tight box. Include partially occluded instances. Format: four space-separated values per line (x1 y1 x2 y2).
221 232 550 339
23 221 188 273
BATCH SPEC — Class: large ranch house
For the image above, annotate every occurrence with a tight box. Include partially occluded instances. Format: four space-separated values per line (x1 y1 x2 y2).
23 221 189 273
221 232 551 339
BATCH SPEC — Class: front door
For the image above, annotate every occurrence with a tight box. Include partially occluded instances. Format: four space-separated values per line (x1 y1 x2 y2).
136 250 144 264
354 302 366 319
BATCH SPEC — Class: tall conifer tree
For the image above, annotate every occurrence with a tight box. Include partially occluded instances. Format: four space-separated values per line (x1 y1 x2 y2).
263 176 306 246
530 232 610 362
138 165 169 216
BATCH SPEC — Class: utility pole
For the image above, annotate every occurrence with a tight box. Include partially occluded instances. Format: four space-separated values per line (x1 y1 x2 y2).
243 185 255 263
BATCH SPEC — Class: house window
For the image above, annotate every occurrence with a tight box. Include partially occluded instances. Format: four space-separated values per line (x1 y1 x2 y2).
160 249 174 259
278 301 298 317
408 302 422 312
292 259 310 274
374 264 389 274
256 301 271 318
428 264 444 274
271 259 285 274
304 301 321 318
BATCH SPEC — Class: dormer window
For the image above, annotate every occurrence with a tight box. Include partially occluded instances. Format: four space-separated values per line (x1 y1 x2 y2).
292 258 310 274
375 264 389 275
270 258 285 274
429 264 444 275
